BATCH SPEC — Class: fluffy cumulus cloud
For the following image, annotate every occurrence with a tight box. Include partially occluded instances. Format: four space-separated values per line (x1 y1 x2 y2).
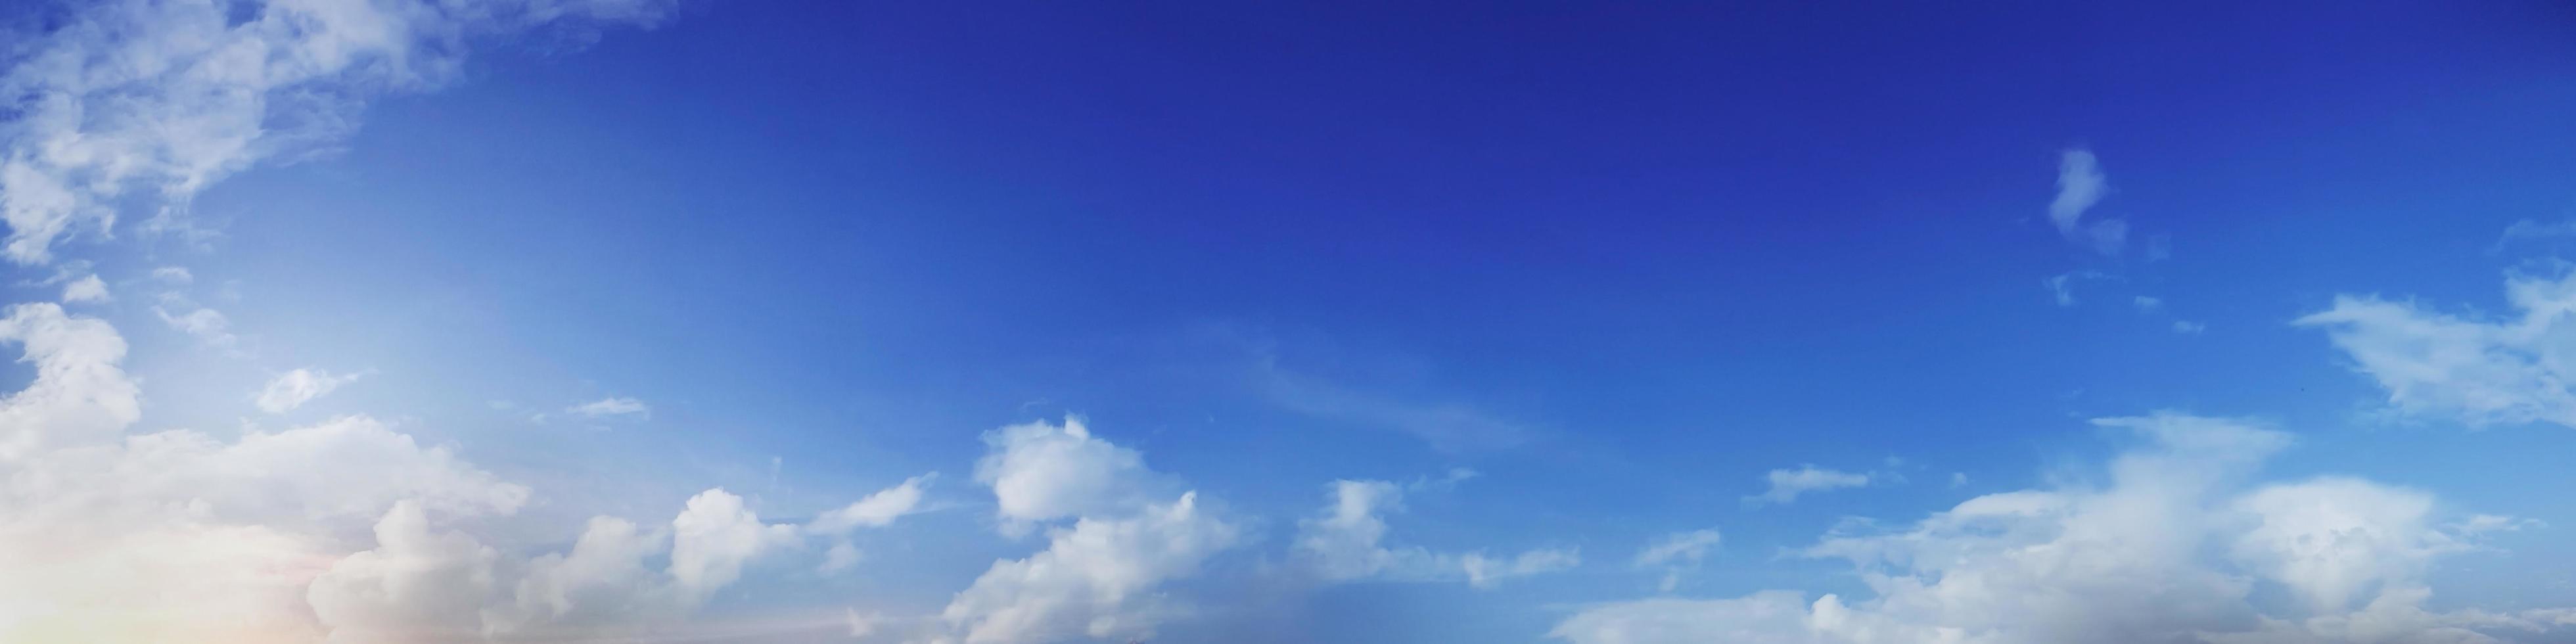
926 417 1242 644
60 273 110 303
258 367 364 413
0 0 679 264
1550 413 2573 644
0 301 932 642
1744 465 1872 507
2299 269 2576 430
973 417 1157 532
1292 478 1580 589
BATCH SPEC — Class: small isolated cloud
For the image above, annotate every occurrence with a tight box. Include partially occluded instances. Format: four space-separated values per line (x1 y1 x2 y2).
1462 547 1581 589
60 275 108 303
1635 529 1722 593
1744 465 1871 507
2042 270 2107 308
566 397 650 420
2173 320 2207 334
2132 296 2162 312
805 474 932 536
254 367 362 413
1949 472 1968 488
151 267 194 285
2048 149 2126 256
152 300 236 348
2297 269 2576 429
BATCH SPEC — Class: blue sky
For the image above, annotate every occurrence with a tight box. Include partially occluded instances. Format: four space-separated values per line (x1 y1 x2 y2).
7 1 2576 643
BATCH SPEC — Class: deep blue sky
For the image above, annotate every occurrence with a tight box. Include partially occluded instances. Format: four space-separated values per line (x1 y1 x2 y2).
17 1 2576 642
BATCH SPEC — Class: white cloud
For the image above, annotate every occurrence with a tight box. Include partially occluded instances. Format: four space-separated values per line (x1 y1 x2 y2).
566 396 650 419
807 474 934 536
2132 295 2162 311
1297 479 1408 580
256 367 362 413
1463 547 1582 589
1550 413 2569 644
668 488 800 607
152 299 237 348
1636 529 1722 593
1743 465 1871 507
0 303 141 460
2047 149 2126 256
2297 269 2576 429
0 0 676 264
60 274 109 303
2174 320 2207 334
1258 366 1532 453
975 416 1156 532
936 492 1240 644
930 419 1245 643
1293 478 1582 589
804 474 934 576
151 266 194 285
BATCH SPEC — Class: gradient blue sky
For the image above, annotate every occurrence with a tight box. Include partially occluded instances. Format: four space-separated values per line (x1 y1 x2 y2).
8 1 2576 643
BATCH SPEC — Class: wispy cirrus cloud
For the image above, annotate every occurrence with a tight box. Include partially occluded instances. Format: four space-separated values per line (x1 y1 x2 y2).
0 0 678 264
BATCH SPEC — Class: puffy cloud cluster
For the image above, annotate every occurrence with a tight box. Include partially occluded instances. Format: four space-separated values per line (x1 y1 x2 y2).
0 302 929 642
1293 478 1580 589
2299 269 2576 430
0 0 678 264
925 417 1243 644
1550 413 2570 644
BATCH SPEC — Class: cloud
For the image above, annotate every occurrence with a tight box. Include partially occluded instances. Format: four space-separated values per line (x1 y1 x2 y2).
667 488 801 607
60 274 109 303
934 491 1240 644
1635 529 1722 593
151 266 194 285
2174 320 2207 334
153 299 238 348
935 418 1241 644
2132 296 2163 312
974 416 1157 533
2493 219 2576 254
1463 547 1582 589
1293 478 1582 589
2046 149 2125 256
2297 269 2576 429
1549 413 2569 644
0 0 676 264
807 474 934 536
804 474 935 576
566 396 649 419
1743 465 1871 507
1258 366 1533 453
256 367 363 413
0 301 929 641
0 303 141 460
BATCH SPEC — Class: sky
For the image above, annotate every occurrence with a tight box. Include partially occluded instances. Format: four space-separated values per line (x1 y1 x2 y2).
5 1 2576 643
